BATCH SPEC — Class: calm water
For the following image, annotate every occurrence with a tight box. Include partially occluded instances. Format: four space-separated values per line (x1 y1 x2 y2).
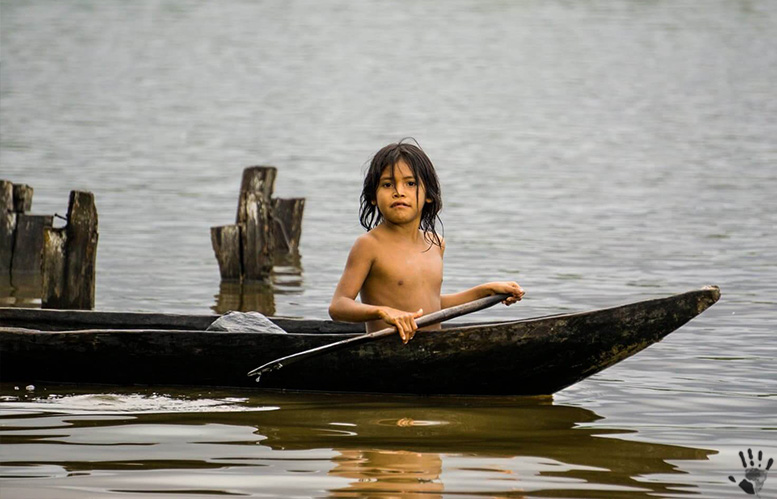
1 0 776 497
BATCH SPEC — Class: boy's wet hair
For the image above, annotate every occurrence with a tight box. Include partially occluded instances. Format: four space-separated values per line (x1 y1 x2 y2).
360 138 443 248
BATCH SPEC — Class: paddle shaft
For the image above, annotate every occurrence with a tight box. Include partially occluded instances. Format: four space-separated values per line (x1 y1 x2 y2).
247 293 510 379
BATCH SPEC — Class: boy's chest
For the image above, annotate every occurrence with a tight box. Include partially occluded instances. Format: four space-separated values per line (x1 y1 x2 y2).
370 247 443 287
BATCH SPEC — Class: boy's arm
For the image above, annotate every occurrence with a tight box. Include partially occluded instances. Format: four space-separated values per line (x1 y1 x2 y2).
328 236 422 340
440 282 525 309
328 236 382 322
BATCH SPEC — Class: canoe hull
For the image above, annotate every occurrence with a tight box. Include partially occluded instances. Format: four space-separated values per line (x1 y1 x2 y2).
0 286 720 395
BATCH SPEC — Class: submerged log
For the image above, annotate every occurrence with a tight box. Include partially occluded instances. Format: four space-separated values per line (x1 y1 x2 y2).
42 191 98 309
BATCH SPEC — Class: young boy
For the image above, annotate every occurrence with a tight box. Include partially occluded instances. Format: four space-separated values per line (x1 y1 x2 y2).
329 140 524 343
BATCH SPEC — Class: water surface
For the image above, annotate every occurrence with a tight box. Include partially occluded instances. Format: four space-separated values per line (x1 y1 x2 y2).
1 0 775 497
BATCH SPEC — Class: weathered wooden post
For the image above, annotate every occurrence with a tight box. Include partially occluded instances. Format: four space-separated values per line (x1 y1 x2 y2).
0 181 15 285
9 183 52 278
12 184 34 213
211 166 304 283
210 225 242 280
237 166 277 280
41 191 99 309
12 212 53 297
2 181 53 299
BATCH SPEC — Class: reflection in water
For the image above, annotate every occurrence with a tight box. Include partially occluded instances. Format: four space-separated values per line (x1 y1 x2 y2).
212 251 303 316
213 279 276 315
252 394 715 498
0 386 716 498
331 449 444 498
329 418 445 497
0 273 41 308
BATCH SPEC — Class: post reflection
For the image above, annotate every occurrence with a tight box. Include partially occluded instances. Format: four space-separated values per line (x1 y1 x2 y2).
212 251 302 316
0 272 42 308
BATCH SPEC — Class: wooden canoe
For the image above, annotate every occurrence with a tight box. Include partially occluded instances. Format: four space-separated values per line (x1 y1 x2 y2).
0 286 720 395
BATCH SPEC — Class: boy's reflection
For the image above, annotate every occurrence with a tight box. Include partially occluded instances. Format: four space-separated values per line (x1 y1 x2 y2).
328 417 526 498
330 448 443 498
328 418 442 497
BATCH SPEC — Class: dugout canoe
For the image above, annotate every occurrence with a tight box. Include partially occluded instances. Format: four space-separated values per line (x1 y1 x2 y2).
0 286 720 395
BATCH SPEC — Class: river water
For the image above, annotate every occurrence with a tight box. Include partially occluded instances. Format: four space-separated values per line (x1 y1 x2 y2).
1 0 775 497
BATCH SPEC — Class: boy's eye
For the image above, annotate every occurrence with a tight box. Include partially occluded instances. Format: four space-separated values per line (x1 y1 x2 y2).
381 182 392 188
408 181 416 187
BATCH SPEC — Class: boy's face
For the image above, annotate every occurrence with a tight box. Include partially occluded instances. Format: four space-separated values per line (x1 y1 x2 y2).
375 160 428 226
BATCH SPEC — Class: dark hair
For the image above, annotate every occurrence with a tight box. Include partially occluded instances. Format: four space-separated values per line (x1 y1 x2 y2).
359 138 443 248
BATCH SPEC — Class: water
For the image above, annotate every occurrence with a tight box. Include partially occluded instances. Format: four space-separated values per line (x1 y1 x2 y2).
1 0 776 497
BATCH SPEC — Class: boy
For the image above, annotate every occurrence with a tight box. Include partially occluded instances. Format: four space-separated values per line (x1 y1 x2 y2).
329 140 524 343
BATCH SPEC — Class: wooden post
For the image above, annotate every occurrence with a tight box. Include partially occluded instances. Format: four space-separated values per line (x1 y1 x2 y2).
210 224 242 280
41 228 67 306
272 198 305 256
12 214 53 277
211 166 305 285
12 184 33 213
241 192 273 280
212 167 279 282
0 181 15 278
2 180 39 296
42 191 99 309
236 166 277 224
238 167 276 280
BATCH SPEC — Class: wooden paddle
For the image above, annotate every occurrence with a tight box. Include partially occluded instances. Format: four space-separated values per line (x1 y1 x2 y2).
247 293 510 381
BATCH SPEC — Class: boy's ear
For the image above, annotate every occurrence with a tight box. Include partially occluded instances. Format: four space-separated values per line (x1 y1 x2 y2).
426 198 432 203
371 200 376 205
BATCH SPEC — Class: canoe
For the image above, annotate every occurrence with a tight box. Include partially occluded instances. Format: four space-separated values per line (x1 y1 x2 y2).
0 286 720 395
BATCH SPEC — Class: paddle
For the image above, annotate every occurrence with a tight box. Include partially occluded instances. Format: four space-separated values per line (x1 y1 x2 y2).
247 293 510 381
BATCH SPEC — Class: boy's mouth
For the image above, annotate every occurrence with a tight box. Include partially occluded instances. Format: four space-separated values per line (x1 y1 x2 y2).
390 202 411 208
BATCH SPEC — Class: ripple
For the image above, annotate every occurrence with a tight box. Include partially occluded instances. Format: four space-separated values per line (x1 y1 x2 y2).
1 393 279 415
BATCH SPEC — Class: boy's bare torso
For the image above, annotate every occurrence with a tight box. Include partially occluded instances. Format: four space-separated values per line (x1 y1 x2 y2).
359 227 443 333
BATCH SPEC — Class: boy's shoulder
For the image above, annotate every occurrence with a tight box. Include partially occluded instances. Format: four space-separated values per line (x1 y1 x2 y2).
350 231 381 255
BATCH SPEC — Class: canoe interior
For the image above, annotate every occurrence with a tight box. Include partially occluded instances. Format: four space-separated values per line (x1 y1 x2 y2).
0 307 503 333
0 308 354 333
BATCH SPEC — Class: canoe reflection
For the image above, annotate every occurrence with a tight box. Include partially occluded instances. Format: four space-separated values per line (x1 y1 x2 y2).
0 388 716 498
248 393 713 498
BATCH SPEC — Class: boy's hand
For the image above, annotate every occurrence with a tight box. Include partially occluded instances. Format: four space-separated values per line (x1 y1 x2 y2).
378 307 424 344
486 282 525 305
